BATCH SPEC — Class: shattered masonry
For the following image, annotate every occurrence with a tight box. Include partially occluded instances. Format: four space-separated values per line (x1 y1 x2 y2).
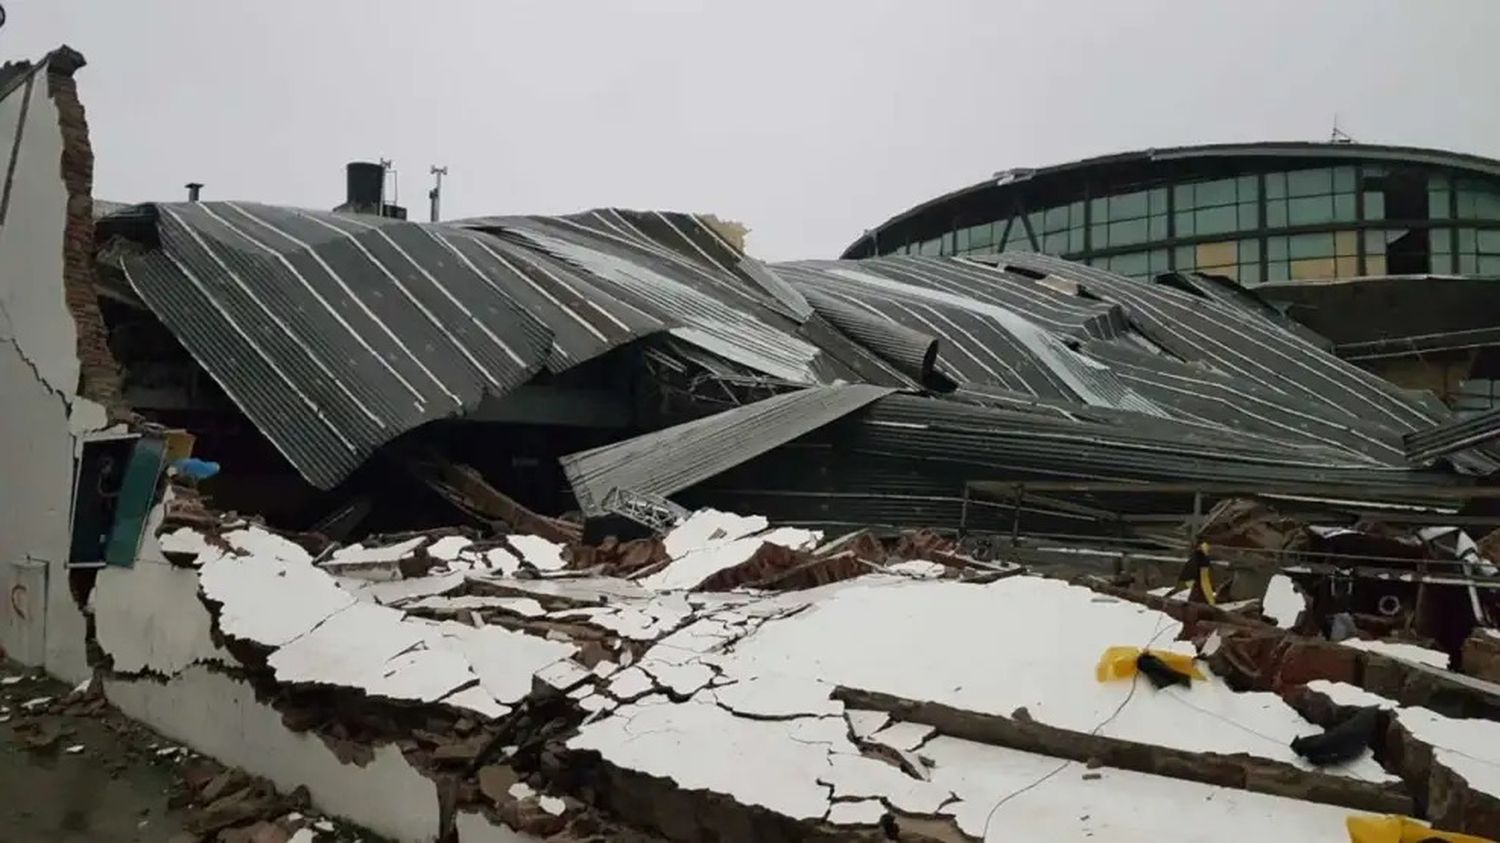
4 43 1500 843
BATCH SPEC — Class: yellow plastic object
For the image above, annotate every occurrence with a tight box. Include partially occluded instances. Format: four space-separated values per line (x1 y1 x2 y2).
1346 814 1495 843
1199 565 1217 606
1095 646 1206 683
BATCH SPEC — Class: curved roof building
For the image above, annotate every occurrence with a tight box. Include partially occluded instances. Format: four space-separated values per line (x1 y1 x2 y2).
842 142 1500 286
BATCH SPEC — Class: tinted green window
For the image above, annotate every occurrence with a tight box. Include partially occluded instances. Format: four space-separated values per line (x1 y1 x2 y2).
1108 251 1150 276
1109 218 1150 246
1089 197 1108 222
956 228 972 251
1333 167 1356 192
1478 229 1500 252
1425 229 1450 255
1068 227 1085 253
941 232 954 254
1267 236 1288 260
1173 183 1194 209
1432 253 1454 273
1480 256 1500 273
1460 254 1478 273
1237 175 1260 201
1288 196 1334 226
1174 211 1195 238
1366 191 1387 220
1148 215 1168 240
1266 201 1288 228
1267 261 1290 281
920 238 940 256
1287 168 1333 197
1194 179 1236 208
1196 205 1238 235
1238 202 1258 229
970 222 994 248
1149 188 1169 215
1476 192 1500 219
1239 239 1261 263
1043 206 1069 231
1265 172 1286 199
1459 227 1477 252
1089 224 1107 249
1043 231 1068 253
1334 193 1357 221
1173 245 1194 269
1110 191 1149 220
1148 249 1170 274
1289 232 1335 259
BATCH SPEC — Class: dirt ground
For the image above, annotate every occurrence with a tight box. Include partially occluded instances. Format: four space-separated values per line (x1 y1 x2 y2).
0 664 186 842
0 659 369 843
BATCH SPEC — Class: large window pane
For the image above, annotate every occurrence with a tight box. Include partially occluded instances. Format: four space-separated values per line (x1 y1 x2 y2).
1089 224 1107 249
1149 188 1169 215
1334 230 1358 257
1239 239 1261 264
971 222 994 249
1366 191 1387 220
1148 214 1168 240
1068 227 1085 253
1265 172 1287 199
1196 240 1236 268
1288 195 1335 225
1109 191 1149 220
1089 197 1108 223
1043 231 1068 253
1148 249 1169 274
1291 257 1337 280
1237 175 1260 201
1477 229 1500 253
1266 200 1288 228
957 227 972 251
1287 168 1333 197
1268 260 1290 281
1108 251 1150 276
1237 202 1258 230
1174 211 1195 238
1267 236 1289 260
1173 245 1194 269
1195 205 1238 235
1289 232 1335 259
1108 217 1150 246
1334 193 1357 221
1195 179 1237 208
1333 167 1356 192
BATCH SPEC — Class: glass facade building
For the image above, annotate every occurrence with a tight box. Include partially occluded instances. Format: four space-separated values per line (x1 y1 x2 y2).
843 143 1500 286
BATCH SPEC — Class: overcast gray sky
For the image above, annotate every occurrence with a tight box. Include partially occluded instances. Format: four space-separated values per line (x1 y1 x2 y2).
6 0 1499 259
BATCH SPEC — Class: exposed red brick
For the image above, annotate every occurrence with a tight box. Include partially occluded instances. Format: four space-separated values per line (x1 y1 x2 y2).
43 46 126 413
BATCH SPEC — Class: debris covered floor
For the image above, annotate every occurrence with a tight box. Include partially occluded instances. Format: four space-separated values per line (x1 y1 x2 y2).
83 501 1500 842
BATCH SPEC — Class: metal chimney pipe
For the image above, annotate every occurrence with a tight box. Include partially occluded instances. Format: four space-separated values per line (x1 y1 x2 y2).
185 182 204 202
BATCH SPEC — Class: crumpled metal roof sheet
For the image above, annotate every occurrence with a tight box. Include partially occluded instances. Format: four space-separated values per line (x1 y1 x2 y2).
561 384 895 516
1404 407 1500 466
116 202 558 488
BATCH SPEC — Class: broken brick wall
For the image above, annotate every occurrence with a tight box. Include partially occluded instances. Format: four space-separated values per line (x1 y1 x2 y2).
0 48 117 681
46 47 125 411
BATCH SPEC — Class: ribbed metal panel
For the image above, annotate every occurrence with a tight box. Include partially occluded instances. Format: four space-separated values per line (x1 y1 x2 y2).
560 384 895 516
117 202 558 488
1405 408 1500 465
799 287 951 388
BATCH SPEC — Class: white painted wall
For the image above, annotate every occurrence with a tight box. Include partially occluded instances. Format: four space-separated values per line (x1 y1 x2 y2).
107 667 443 843
0 59 99 681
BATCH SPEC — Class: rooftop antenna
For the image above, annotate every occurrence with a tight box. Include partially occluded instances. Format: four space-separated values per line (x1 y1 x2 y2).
378 158 396 218
1330 115 1355 144
428 165 447 223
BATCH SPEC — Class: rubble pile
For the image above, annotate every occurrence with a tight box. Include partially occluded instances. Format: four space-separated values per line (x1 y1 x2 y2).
67 496 1500 841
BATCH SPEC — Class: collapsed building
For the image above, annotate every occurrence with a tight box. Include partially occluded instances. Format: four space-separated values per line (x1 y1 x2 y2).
5 46 1500 842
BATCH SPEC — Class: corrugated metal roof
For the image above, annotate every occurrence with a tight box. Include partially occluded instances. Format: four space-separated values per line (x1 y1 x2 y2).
1405 408 1500 466
560 384 895 516
115 202 558 488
